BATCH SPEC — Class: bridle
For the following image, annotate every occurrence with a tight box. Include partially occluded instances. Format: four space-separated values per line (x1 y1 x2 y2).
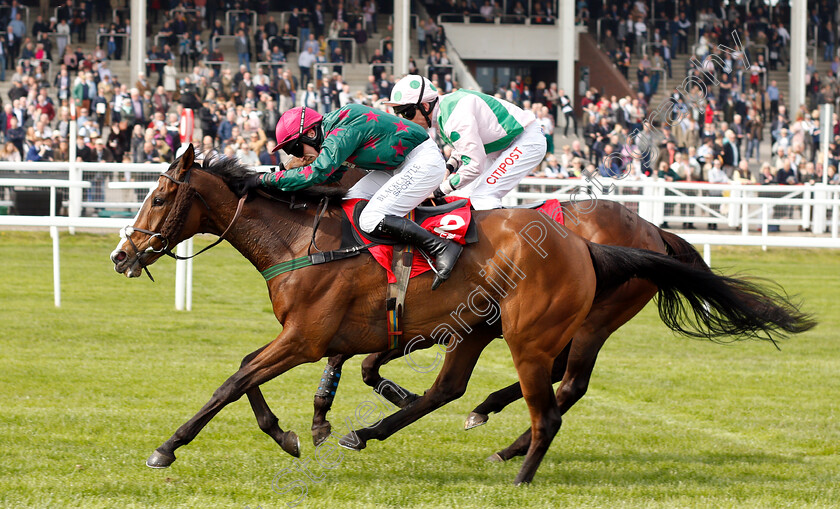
121 162 246 282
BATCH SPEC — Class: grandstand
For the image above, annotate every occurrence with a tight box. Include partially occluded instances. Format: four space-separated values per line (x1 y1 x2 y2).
0 0 839 233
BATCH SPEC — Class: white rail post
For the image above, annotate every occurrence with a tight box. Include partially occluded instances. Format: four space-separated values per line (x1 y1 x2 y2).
639 182 654 222
186 238 193 311
728 185 740 227
813 185 826 234
703 243 711 268
802 184 812 231
741 198 750 235
761 203 769 251
175 241 187 310
50 186 61 307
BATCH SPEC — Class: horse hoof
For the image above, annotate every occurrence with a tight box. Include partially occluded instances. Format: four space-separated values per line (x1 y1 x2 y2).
337 433 366 451
146 449 176 469
311 423 332 447
282 431 301 458
464 412 489 430
486 452 504 463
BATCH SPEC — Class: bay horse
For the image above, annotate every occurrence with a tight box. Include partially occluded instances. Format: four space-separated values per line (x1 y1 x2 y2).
111 146 813 484
308 202 709 462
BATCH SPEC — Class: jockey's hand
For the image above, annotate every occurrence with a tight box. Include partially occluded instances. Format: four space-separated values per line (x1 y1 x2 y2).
433 187 447 200
235 173 263 199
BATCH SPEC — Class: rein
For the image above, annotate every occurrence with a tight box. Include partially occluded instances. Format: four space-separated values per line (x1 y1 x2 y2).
124 165 246 282
127 164 357 283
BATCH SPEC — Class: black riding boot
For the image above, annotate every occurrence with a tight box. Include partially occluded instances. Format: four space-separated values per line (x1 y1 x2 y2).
372 215 463 290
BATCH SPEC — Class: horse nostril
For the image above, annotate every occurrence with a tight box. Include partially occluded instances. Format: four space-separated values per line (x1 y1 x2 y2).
114 251 127 263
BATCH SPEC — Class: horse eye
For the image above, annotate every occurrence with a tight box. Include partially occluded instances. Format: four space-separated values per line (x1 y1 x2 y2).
152 197 164 207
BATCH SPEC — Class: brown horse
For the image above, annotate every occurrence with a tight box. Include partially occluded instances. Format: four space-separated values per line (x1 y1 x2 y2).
111 146 813 484
308 202 709 460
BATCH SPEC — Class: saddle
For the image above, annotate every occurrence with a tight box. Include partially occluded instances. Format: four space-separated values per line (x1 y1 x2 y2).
338 197 477 347
340 197 478 282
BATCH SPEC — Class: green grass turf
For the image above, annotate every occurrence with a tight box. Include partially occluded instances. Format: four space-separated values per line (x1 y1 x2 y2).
0 230 839 508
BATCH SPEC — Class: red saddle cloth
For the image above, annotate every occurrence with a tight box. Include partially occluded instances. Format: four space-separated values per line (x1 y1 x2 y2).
341 198 473 283
535 198 565 225
340 198 565 284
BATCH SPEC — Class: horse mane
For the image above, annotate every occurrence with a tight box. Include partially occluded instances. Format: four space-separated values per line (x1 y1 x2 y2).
198 153 348 202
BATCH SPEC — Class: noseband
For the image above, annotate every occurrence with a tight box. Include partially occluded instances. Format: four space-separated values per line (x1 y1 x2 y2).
122 163 246 281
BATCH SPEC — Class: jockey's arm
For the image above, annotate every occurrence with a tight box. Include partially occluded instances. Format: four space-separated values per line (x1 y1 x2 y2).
258 128 362 191
438 110 486 195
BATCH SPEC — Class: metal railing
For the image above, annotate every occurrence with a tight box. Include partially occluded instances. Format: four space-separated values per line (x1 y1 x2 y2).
280 36 299 54
172 7 200 16
96 32 130 61
3 5 30 31
325 37 356 62
435 13 556 25
369 62 395 76
153 33 188 50
211 35 239 52
205 60 231 72
256 61 287 77
111 8 129 22
648 67 667 90
226 10 258 36
312 62 347 81
425 64 454 79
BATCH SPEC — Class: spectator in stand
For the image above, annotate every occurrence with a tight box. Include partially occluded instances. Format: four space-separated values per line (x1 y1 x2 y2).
234 29 250 72
298 46 317 87
1 141 21 161
5 25 19 65
354 22 369 64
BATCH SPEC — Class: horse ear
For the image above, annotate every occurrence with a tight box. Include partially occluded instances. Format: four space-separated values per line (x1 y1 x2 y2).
176 144 196 181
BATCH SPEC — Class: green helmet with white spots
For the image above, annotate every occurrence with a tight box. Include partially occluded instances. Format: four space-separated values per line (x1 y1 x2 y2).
385 75 439 106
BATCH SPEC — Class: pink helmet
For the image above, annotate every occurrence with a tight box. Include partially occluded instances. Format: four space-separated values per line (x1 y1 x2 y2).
272 106 324 153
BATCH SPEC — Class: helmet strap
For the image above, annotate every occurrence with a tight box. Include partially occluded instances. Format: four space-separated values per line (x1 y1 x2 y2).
416 77 437 128
419 97 438 128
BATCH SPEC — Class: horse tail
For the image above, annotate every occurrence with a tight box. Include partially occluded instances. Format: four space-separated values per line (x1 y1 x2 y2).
586 243 816 347
657 227 710 271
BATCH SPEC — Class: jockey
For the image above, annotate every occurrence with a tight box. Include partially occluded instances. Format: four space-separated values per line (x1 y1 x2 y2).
238 105 462 290
385 75 547 210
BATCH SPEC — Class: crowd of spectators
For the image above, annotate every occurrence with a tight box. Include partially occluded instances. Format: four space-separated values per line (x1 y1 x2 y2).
3 0 840 205
0 0 470 171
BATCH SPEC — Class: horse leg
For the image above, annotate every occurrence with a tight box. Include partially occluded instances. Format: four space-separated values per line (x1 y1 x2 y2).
240 345 302 457
146 327 317 469
311 354 352 446
465 342 571 430
338 334 493 451
489 338 600 462
362 350 421 408
489 285 656 462
505 346 566 485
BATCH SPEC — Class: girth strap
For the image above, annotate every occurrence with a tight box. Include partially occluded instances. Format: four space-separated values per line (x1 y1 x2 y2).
260 245 365 281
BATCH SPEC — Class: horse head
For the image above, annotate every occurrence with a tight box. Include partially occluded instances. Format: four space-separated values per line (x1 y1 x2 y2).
110 144 206 278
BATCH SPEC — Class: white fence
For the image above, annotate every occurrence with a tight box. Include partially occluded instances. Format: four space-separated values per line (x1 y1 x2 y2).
507 177 840 265
4 170 840 309
0 163 287 310
508 177 840 239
